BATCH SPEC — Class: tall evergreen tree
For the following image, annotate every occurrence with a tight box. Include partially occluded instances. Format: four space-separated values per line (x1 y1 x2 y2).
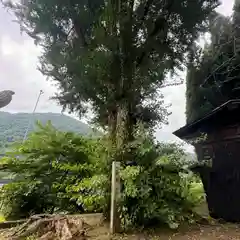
185 7 240 123
3 0 219 155
233 0 240 38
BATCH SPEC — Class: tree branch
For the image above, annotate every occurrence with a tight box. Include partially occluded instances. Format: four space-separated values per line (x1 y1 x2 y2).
136 0 175 68
72 19 88 47
139 0 154 24
133 0 154 38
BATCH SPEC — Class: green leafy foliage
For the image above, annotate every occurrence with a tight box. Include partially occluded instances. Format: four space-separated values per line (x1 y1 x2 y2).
0 0 215 230
65 174 108 213
0 2 216 227
186 1 240 123
2 0 220 151
0 123 204 229
0 122 102 219
119 129 204 229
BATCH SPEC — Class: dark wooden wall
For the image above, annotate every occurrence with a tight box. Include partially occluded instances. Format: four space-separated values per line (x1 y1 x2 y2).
194 125 240 221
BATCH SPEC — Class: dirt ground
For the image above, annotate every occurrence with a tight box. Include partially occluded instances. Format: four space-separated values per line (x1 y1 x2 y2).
86 203 240 240
1 213 240 239
87 223 240 240
1 223 240 240
79 213 240 239
85 209 240 240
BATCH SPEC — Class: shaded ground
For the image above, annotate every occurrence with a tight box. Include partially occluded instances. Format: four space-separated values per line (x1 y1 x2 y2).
1 211 240 239
75 207 240 240
88 223 240 240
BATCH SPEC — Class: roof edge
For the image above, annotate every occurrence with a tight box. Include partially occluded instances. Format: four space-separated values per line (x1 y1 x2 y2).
173 99 240 139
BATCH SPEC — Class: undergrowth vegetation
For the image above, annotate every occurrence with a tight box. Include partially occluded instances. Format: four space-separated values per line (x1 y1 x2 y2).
0 122 204 229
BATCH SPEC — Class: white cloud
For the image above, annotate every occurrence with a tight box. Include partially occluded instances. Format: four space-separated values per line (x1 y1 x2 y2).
0 32 61 113
218 0 234 16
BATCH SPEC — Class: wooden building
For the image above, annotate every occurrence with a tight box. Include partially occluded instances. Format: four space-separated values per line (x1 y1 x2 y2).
173 99 240 222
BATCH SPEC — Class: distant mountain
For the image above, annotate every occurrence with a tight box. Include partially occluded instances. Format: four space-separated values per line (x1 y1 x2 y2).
0 112 96 147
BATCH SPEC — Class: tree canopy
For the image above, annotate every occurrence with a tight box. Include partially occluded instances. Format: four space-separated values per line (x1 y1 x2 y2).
0 0 218 231
186 0 240 123
3 0 220 150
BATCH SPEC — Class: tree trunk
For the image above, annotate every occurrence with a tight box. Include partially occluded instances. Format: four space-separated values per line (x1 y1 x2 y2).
108 111 117 148
115 102 133 163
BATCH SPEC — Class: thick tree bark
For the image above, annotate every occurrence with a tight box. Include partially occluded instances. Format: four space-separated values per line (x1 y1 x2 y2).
115 102 134 162
116 104 129 150
108 111 117 145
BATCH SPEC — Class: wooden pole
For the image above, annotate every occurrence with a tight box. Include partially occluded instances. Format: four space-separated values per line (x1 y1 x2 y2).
110 161 121 234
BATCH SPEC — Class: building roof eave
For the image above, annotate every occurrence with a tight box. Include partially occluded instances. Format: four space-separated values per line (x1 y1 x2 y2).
173 99 240 139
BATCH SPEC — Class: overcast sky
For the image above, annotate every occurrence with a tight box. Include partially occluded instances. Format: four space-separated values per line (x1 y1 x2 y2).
0 0 234 150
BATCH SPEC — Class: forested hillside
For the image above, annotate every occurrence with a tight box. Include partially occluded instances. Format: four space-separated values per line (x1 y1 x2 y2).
0 112 95 148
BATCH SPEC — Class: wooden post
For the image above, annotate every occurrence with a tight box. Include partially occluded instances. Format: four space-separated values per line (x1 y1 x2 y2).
110 161 121 234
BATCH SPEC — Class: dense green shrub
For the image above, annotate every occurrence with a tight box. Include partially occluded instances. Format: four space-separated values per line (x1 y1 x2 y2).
0 122 204 229
119 130 204 229
0 122 103 219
